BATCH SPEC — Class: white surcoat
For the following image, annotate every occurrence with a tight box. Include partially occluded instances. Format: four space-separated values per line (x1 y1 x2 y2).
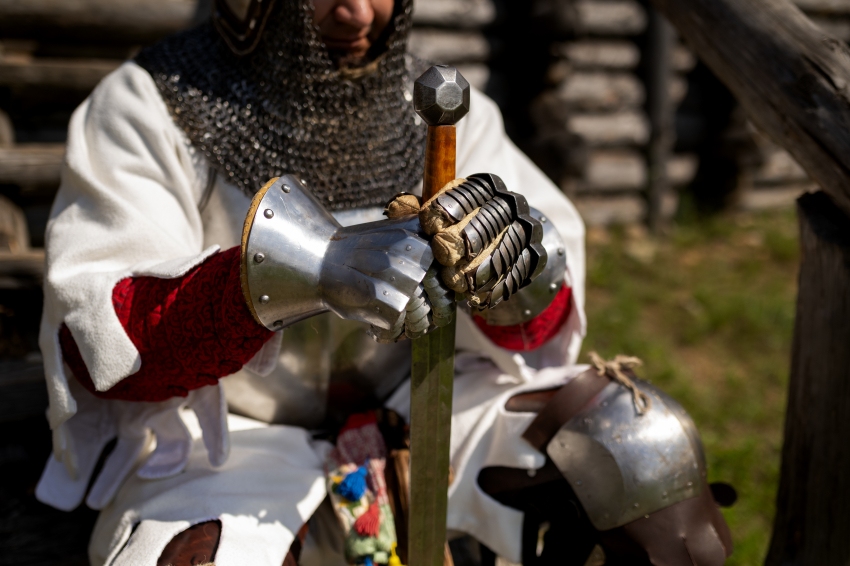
36 61 588 565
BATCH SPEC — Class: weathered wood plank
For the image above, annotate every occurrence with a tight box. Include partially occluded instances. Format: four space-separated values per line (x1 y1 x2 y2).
582 150 647 190
650 0 850 218
0 0 205 42
559 41 641 70
576 0 648 36
0 57 119 90
0 144 64 186
412 0 496 28
556 72 645 111
766 192 850 565
408 29 490 64
569 112 650 147
0 249 45 289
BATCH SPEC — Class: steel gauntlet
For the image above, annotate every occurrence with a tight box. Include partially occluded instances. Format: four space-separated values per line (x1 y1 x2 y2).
241 176 433 332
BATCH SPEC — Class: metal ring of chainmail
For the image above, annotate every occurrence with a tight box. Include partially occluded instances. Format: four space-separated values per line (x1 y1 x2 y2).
135 0 429 211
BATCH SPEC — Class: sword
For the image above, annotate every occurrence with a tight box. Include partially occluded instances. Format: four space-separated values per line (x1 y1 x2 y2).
408 65 470 566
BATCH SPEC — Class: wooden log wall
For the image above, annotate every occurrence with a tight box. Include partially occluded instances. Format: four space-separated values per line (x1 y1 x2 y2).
527 0 699 225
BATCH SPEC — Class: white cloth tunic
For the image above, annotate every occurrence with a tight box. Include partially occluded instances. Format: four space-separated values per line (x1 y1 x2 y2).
36 61 588 565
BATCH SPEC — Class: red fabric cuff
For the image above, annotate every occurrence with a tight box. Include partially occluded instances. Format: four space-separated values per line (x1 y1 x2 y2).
59 246 274 402
472 284 573 351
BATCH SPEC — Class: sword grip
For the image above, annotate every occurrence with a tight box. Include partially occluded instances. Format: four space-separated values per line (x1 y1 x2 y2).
423 125 457 199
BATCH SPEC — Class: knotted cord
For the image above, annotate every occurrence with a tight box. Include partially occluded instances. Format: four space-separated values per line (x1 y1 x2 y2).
588 351 652 415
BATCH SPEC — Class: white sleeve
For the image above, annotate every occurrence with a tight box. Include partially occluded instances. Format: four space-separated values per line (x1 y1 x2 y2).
39 61 216 432
453 88 587 371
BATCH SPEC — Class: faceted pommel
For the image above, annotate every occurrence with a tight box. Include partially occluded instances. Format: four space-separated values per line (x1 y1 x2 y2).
414 65 471 126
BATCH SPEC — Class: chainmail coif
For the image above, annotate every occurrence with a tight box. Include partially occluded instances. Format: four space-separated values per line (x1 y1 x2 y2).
135 0 427 210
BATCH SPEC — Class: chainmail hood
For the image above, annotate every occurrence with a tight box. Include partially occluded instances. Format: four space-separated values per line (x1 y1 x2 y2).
135 0 427 210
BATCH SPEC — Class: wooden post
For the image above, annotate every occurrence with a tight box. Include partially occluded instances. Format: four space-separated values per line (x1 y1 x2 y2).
645 7 675 233
764 191 850 565
640 0 850 559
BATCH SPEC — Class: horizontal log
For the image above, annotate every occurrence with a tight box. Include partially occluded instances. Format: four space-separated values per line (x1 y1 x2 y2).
575 194 644 225
753 147 810 184
668 153 699 186
0 144 64 186
0 0 204 42
792 0 850 14
673 45 697 73
558 41 641 70
569 112 650 147
455 64 490 91
739 184 816 210
0 57 120 90
556 71 645 111
0 249 45 288
575 0 648 36
582 149 647 190
411 0 496 28
408 29 490 64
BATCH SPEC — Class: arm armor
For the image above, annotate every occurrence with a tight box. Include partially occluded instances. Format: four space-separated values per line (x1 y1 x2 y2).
241 176 433 331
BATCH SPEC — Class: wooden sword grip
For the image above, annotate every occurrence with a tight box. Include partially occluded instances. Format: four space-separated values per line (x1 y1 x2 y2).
423 126 457 199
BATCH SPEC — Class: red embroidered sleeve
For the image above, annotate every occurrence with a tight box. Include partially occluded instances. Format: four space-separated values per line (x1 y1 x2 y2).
59 246 275 403
472 284 572 351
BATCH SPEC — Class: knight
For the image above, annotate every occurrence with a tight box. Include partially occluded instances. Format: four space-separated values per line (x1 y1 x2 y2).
35 0 733 564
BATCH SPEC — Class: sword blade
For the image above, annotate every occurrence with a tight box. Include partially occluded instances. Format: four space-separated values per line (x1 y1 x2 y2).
409 122 458 566
409 318 456 566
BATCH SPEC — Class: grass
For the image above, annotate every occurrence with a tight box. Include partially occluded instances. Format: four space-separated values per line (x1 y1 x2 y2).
580 207 800 565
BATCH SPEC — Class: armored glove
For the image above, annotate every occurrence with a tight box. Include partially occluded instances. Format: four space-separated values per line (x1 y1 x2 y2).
241 176 435 337
386 173 548 310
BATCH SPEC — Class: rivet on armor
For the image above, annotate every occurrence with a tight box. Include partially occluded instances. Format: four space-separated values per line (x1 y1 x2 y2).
259 295 270 304
557 247 565 256
540 216 547 223
523 309 532 317
282 184 291 193
549 282 558 292
273 320 283 328
383 290 389 296
254 252 265 263
264 209 274 219
406 245 412 251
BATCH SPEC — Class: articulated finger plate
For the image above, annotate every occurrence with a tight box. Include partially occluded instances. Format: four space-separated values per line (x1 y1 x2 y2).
475 208 567 325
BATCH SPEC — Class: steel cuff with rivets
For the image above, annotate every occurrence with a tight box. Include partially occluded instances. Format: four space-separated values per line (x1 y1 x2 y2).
240 176 434 331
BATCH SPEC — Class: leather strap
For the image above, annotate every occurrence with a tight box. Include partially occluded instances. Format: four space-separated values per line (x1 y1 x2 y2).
521 368 611 452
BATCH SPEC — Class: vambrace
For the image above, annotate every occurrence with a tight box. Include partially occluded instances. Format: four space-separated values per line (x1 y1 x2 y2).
241 176 433 332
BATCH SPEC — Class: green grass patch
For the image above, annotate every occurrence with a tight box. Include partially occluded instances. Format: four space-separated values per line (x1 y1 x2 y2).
580 208 799 564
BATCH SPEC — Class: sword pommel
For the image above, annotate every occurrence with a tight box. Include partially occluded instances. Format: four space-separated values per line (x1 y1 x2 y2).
414 65 470 127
